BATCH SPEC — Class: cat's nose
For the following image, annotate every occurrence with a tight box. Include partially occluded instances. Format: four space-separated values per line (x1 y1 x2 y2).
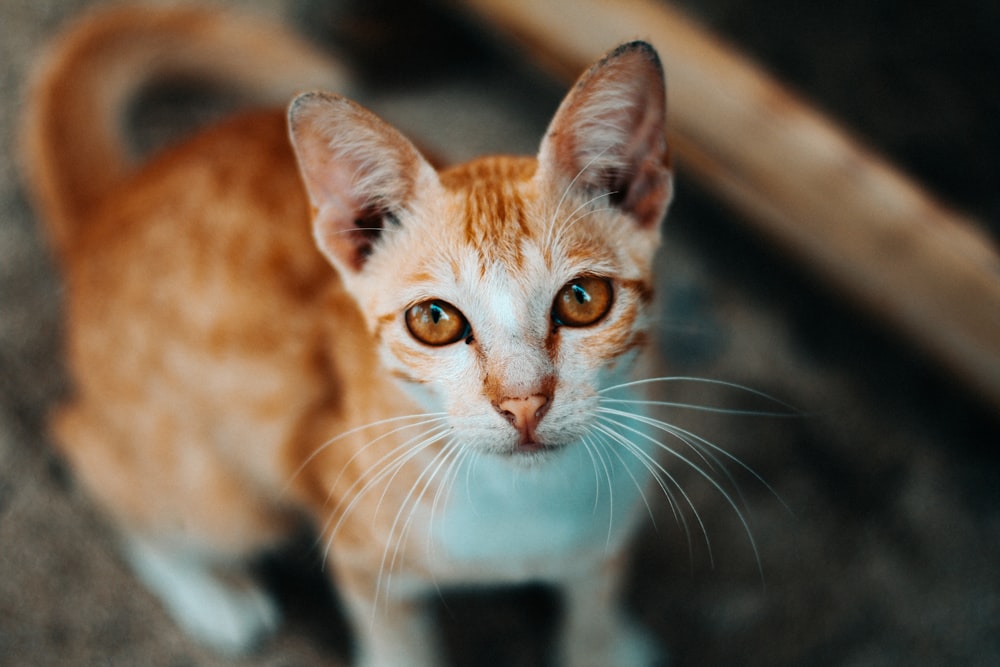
497 394 550 440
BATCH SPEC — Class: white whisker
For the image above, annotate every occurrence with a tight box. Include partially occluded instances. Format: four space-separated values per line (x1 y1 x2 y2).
425 442 472 602
599 406 727 480
599 406 786 512
597 413 764 579
320 423 451 563
591 430 658 531
543 144 615 252
601 397 796 419
285 412 449 494
579 433 606 514
600 376 800 414
592 420 706 565
376 434 457 612
581 433 616 545
552 197 616 246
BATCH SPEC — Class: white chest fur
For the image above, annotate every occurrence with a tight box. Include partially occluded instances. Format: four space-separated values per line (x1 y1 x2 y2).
430 436 655 583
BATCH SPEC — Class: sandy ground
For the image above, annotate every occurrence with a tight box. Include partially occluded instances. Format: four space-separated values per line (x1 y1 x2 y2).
2 1 998 665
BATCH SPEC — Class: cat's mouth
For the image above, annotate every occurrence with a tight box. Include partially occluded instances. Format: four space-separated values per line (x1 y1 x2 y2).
517 440 548 454
509 436 566 458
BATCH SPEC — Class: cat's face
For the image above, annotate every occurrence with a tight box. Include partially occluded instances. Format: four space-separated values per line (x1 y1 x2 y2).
290 42 671 459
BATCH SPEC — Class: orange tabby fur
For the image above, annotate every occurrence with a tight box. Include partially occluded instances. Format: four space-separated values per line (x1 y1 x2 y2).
22 5 673 666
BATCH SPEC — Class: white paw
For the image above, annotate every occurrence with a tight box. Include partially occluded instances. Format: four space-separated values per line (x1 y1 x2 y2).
125 538 280 654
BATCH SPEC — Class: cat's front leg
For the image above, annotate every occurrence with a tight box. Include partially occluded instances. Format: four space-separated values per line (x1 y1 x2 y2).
335 568 441 667
557 556 666 667
123 536 281 654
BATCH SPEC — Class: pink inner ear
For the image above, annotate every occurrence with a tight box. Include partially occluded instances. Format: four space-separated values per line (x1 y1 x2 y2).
539 42 672 230
288 91 436 274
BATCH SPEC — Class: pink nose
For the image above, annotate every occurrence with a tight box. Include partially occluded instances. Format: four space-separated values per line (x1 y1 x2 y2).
497 394 550 441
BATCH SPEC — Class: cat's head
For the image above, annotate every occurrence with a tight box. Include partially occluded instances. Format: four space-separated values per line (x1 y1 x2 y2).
290 42 671 459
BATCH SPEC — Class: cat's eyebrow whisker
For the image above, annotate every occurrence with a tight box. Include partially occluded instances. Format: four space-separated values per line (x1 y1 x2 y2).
544 143 615 251
552 204 618 249
552 193 614 239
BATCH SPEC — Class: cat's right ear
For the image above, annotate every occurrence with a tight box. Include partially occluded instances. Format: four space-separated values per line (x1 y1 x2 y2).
537 41 672 233
288 92 439 275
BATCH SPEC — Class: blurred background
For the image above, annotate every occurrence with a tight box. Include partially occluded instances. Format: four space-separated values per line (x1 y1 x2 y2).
1 1 997 665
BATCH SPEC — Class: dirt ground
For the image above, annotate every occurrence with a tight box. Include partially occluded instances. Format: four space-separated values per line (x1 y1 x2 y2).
2 1 998 665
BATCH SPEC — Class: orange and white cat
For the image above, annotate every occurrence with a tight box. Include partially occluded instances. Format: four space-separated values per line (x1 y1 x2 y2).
22 5 673 666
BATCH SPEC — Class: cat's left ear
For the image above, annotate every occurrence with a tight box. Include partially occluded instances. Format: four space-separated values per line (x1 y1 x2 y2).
288 92 440 275
537 41 672 231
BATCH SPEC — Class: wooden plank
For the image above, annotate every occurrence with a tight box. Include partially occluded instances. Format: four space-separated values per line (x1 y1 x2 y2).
453 0 1000 410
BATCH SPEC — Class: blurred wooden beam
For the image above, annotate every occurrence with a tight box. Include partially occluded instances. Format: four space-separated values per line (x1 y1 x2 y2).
453 0 1000 411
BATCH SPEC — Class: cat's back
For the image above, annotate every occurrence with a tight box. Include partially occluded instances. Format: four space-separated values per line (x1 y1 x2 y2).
57 110 341 495
68 109 328 301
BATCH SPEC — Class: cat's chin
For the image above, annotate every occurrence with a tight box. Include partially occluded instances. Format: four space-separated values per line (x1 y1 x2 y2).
497 440 569 466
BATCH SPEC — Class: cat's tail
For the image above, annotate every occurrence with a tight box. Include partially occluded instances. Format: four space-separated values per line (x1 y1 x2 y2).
20 4 347 259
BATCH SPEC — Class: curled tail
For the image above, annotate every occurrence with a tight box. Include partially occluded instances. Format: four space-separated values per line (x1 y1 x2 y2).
20 4 347 258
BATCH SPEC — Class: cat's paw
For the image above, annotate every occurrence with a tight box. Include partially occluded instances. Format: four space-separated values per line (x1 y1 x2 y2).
124 538 280 654
170 571 281 654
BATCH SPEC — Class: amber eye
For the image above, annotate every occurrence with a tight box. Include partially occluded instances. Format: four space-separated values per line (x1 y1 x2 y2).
552 276 613 327
405 300 470 346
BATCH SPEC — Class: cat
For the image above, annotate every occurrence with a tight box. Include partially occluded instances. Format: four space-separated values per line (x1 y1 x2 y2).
21 5 674 666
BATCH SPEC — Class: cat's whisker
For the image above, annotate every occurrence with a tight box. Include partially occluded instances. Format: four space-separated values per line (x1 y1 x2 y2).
591 428 658 531
428 440 470 554
592 420 706 564
377 435 461 613
424 442 473 605
579 433 616 544
286 412 448 493
320 424 451 563
387 437 459 573
596 413 765 579
368 428 452 539
342 425 450 527
578 433 606 514
600 406 726 479
315 415 451 515
601 397 797 419
600 405 787 512
318 422 444 534
599 376 800 414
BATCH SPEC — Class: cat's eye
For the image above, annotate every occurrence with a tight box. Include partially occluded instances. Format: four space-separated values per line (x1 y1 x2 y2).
552 276 613 328
405 300 470 346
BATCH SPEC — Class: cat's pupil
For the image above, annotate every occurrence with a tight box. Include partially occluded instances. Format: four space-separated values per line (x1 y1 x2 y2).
572 284 591 304
430 304 444 324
